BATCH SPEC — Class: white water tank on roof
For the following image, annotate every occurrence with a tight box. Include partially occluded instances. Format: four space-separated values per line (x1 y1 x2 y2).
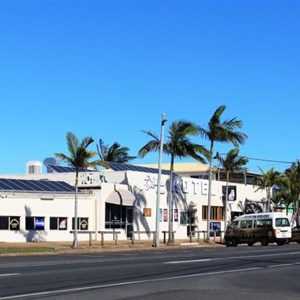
26 160 42 174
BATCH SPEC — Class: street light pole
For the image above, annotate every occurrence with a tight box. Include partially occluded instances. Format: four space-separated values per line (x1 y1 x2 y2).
154 113 167 247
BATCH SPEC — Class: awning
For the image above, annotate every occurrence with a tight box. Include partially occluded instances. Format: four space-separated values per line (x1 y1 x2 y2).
106 189 135 206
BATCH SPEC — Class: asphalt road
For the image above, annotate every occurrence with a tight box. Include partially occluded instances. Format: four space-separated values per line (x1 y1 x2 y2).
0 243 300 299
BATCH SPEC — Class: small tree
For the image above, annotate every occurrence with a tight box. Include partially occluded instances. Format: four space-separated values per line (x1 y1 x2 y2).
97 138 136 167
55 132 100 248
217 148 248 232
256 167 281 212
275 162 300 225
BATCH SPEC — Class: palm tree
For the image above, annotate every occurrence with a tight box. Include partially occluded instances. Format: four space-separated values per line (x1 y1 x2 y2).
256 167 282 212
97 139 136 167
274 162 300 225
198 105 248 242
138 120 208 245
217 148 248 232
55 132 100 248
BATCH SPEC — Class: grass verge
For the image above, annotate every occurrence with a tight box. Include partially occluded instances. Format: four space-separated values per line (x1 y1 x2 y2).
0 247 56 254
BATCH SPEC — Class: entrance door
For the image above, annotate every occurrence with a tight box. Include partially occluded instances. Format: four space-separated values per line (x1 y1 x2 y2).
126 207 133 239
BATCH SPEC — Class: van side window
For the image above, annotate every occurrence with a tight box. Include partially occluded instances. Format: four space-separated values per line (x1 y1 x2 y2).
229 220 239 229
256 219 272 228
240 220 252 228
275 218 290 227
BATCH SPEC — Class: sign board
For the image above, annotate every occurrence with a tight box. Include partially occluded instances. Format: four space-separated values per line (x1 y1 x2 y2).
210 221 221 237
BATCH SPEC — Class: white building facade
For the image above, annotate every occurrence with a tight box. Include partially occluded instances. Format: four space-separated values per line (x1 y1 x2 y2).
0 166 266 243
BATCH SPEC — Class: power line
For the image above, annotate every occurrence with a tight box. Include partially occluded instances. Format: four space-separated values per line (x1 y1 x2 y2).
245 157 293 164
220 153 293 165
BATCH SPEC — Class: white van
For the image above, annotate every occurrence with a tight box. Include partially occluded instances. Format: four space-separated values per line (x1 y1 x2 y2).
224 212 291 247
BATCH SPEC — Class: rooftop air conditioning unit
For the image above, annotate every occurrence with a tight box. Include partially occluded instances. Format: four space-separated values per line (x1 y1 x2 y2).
26 160 42 174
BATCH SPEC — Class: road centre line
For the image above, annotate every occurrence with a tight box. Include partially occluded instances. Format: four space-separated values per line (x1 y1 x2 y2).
165 251 300 265
166 259 211 264
267 263 292 268
0 273 20 277
227 251 300 260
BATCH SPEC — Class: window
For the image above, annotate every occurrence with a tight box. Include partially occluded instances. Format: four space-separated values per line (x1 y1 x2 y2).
275 218 290 227
202 206 224 221
26 217 45 230
256 219 272 228
0 216 20 230
240 220 253 229
50 217 68 230
72 217 88 230
229 220 239 229
105 203 126 229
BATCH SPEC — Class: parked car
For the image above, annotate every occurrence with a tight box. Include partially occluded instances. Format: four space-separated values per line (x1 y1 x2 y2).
291 226 300 243
224 212 291 247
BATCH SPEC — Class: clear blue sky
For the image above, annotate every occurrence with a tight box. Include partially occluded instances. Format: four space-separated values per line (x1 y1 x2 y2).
1 0 299 174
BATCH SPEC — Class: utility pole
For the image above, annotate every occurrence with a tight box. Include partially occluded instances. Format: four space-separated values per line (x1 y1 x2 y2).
154 113 167 247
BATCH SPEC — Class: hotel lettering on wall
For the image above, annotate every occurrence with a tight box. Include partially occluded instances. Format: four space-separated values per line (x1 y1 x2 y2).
144 175 165 192
189 180 210 195
142 175 212 195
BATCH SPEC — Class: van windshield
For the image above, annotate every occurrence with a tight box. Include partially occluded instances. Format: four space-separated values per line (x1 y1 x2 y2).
275 218 290 227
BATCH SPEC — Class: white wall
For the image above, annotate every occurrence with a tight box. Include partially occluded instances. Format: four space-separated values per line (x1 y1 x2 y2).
0 192 96 242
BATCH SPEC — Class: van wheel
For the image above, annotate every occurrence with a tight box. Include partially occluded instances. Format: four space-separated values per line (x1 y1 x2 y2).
261 238 269 246
276 241 285 246
231 239 238 247
225 241 231 247
247 242 254 246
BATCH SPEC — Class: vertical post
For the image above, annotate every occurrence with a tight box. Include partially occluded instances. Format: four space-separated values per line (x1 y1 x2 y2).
188 201 196 243
189 212 192 243
167 170 174 245
73 178 79 248
154 113 167 247
206 152 213 242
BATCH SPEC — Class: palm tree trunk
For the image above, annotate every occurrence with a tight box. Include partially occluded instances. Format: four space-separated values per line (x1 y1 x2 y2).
167 157 174 245
267 188 271 212
224 172 229 234
206 146 213 242
73 171 79 248
167 170 174 245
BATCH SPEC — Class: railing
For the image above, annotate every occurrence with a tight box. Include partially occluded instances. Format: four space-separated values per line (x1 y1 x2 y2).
69 231 95 246
188 230 224 243
98 230 121 246
130 231 156 245
162 231 176 244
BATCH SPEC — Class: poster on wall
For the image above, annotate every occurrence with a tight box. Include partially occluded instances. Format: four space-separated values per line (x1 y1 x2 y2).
174 209 178 222
222 185 237 202
159 208 162 222
59 218 67 230
35 217 45 230
163 209 168 222
143 208 151 217
180 211 187 225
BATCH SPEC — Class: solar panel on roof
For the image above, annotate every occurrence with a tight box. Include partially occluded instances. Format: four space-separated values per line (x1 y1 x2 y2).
47 165 97 173
46 165 76 173
107 162 171 175
0 178 75 193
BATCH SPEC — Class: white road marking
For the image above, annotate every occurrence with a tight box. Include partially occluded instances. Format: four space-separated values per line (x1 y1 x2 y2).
0 273 20 277
166 259 211 264
267 263 293 268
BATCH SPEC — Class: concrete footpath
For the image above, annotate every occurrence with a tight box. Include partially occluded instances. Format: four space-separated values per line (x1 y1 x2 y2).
0 239 225 256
